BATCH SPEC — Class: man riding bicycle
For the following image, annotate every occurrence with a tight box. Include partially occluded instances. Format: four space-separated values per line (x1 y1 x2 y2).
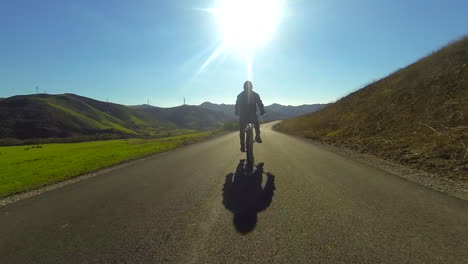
235 81 265 152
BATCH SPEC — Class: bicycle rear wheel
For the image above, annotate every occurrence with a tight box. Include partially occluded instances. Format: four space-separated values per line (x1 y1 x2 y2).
246 126 254 164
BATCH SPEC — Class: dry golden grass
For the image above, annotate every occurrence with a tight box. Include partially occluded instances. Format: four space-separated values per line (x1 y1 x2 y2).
279 36 468 181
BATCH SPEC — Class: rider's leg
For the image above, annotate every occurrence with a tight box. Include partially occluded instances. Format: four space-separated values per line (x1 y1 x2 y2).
253 117 262 143
239 120 246 152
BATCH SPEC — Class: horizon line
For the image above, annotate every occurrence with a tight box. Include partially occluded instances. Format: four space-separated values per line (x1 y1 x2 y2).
0 93 329 108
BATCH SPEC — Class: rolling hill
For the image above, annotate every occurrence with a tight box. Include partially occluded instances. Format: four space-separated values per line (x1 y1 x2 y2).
0 94 174 140
130 104 232 130
0 94 321 145
0 94 229 142
0 93 325 144
278 36 468 179
199 102 236 119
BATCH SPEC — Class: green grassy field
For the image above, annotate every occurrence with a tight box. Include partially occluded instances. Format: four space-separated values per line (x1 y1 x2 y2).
0 132 213 198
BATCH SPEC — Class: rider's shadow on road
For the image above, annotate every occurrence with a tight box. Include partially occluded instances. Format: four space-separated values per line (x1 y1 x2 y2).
222 160 276 234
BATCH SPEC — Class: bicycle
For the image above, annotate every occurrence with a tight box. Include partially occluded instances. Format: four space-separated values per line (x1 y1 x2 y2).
244 123 255 165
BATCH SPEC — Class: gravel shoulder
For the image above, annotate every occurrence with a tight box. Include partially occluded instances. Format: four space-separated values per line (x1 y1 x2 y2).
273 123 468 201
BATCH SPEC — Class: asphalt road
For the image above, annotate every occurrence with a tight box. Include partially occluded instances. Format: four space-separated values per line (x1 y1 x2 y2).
1 122 467 263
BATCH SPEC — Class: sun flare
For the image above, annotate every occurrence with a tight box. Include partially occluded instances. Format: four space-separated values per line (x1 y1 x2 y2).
194 0 285 79
210 0 285 56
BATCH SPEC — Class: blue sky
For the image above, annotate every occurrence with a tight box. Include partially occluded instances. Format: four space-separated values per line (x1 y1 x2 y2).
1 0 467 107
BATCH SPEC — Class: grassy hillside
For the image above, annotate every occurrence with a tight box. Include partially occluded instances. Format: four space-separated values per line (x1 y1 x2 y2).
0 94 230 144
279 36 468 180
0 94 168 139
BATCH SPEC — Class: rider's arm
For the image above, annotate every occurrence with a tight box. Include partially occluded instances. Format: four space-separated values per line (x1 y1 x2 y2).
235 95 240 116
255 93 265 115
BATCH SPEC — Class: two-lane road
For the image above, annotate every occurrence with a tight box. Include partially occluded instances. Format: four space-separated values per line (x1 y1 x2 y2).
1 122 467 263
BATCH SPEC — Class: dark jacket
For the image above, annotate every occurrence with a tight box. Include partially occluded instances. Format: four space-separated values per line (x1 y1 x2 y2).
235 90 265 119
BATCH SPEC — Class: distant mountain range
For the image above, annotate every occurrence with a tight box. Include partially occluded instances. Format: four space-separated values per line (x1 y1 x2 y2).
199 102 326 122
0 93 324 140
130 104 230 130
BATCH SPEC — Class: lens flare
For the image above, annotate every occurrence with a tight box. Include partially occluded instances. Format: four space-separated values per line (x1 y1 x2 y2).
212 0 285 56
195 0 284 80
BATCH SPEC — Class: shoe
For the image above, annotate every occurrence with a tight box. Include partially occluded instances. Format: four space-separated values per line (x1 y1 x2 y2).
255 135 263 143
240 145 246 152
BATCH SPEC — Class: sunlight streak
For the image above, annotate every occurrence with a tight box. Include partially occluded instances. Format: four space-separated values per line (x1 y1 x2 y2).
195 42 227 77
247 56 252 81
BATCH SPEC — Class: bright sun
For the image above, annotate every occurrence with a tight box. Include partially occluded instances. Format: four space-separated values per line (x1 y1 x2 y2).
210 0 285 56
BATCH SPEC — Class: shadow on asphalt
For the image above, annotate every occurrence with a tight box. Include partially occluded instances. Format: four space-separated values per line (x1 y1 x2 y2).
222 160 276 234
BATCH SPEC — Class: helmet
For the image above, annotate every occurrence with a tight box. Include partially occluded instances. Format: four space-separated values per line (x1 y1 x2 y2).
243 81 253 91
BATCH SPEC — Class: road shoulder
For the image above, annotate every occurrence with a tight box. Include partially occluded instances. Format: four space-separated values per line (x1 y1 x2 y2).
272 124 468 201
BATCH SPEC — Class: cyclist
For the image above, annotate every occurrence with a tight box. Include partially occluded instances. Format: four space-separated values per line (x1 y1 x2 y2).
235 81 265 152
